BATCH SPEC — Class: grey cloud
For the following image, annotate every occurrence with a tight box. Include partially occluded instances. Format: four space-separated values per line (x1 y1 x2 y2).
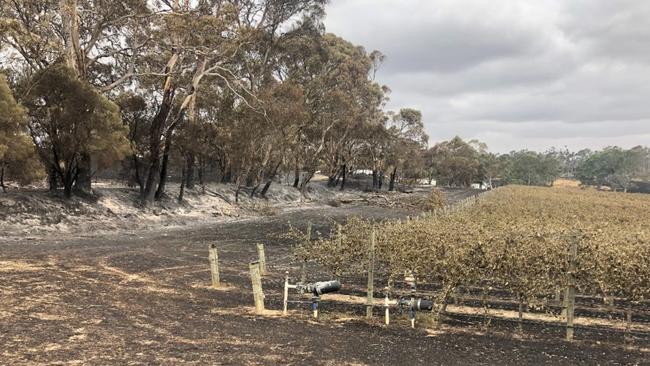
324 0 650 152
561 1 650 62
376 21 539 74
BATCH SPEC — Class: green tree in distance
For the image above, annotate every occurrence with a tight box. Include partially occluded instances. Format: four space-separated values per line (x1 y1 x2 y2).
0 74 42 191
23 65 130 198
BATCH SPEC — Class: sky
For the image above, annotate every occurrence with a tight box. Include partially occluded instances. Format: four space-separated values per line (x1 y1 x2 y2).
324 0 650 153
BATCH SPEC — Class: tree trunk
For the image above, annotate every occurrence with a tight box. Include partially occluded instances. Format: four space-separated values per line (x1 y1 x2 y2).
142 53 178 204
235 176 243 203
389 167 397 192
178 158 186 203
372 170 378 192
260 181 273 198
155 134 173 201
0 166 5 192
299 170 315 195
132 154 144 197
63 184 73 199
185 153 195 189
62 171 74 199
60 0 84 75
74 152 92 194
245 174 255 188
221 166 232 184
198 157 205 194
293 163 300 188
48 165 59 192
378 171 384 190
340 164 347 191
260 161 282 198
327 173 338 187
143 156 160 203
250 184 260 198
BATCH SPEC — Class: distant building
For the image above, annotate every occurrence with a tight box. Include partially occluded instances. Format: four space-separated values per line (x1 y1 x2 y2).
418 179 436 186
352 169 373 176
471 182 490 190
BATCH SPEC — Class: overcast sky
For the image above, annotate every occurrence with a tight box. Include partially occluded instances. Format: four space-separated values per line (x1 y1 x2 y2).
324 0 650 153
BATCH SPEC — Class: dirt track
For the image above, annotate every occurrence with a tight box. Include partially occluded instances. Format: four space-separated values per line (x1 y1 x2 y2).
1 201 649 365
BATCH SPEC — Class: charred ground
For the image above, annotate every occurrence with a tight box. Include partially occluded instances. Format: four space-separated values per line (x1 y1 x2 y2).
0 190 648 365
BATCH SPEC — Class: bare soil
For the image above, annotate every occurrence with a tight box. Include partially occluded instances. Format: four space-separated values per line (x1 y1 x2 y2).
1 191 648 365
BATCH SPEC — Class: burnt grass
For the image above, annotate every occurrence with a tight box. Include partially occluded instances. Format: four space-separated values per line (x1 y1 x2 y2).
1 197 649 365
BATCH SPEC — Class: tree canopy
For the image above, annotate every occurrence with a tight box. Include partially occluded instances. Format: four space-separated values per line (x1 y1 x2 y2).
1 1 649 199
23 65 130 197
0 73 42 190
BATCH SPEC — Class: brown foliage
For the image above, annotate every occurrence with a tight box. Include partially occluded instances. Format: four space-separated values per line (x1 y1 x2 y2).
297 186 650 304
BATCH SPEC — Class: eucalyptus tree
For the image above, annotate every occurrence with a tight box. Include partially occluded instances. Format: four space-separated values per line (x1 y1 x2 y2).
1 0 150 194
427 136 481 188
384 108 428 190
279 29 388 193
251 82 308 198
115 92 151 195
502 150 560 187
131 0 327 203
575 147 646 192
0 74 42 191
360 118 391 191
22 65 130 198
478 152 501 189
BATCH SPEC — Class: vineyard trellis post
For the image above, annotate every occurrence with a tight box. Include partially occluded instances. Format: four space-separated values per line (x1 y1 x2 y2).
517 293 524 332
257 243 267 276
384 289 390 326
301 222 312 284
283 271 290 315
625 302 633 342
209 244 220 288
565 234 578 341
300 261 307 285
366 226 376 319
481 286 491 330
249 261 265 314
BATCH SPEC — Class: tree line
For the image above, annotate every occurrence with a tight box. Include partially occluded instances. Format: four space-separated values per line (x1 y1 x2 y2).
1 1 648 200
418 136 650 192
0 0 430 201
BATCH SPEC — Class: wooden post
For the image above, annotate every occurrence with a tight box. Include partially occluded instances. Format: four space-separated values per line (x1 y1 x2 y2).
306 221 312 242
561 289 568 319
300 261 307 284
410 294 416 329
257 243 267 275
208 244 220 288
518 293 524 333
283 271 289 315
312 296 319 319
337 223 343 246
453 286 461 305
249 261 265 314
384 291 390 326
301 223 312 284
566 235 578 341
625 302 633 342
366 226 376 319
482 286 490 330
